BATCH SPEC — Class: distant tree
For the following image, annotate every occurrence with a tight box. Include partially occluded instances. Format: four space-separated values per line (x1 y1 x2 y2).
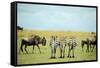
17 26 23 30
91 32 95 34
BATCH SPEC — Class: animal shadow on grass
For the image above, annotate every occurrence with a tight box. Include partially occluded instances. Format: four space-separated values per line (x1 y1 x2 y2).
18 52 43 55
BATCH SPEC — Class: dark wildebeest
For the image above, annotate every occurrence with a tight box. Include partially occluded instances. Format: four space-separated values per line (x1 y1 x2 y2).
50 36 59 58
58 36 67 58
90 36 96 52
67 37 77 58
81 36 96 52
19 35 46 54
81 38 90 52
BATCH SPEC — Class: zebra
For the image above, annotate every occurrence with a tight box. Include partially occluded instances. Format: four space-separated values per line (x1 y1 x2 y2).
67 37 77 58
49 36 59 58
59 36 67 58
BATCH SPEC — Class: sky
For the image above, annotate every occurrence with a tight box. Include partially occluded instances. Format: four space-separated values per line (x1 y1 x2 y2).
17 3 96 32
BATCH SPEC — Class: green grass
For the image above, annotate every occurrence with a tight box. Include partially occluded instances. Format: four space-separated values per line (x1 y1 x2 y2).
17 30 96 65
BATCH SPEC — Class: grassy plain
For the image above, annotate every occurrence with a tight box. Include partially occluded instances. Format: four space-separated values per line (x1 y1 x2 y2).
17 30 96 65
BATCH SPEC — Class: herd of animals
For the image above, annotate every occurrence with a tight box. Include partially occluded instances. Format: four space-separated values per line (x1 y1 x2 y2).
18 32 96 59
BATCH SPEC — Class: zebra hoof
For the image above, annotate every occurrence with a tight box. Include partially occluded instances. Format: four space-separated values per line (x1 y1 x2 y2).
59 56 62 58
50 57 53 59
69 56 71 58
53 57 56 59
60 56 64 58
62 56 64 58
72 56 75 58
50 57 56 59
67 56 69 58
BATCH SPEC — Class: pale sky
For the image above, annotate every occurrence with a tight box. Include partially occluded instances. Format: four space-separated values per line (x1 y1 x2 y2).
17 3 96 32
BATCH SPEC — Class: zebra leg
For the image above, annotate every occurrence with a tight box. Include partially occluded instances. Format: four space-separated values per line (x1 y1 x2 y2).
60 48 62 58
24 45 28 54
54 48 56 58
68 48 70 58
61 47 65 58
72 48 75 58
37 45 41 53
70 50 72 58
62 48 65 58
50 48 53 58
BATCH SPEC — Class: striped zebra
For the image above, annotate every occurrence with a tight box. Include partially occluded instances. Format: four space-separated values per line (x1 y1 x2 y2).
50 36 59 58
67 37 77 58
59 36 67 58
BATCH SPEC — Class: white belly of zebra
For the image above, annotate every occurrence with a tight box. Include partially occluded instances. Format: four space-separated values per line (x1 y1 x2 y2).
59 41 66 49
51 41 58 49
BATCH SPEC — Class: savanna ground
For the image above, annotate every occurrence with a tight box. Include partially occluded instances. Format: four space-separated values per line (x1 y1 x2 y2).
17 30 96 65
